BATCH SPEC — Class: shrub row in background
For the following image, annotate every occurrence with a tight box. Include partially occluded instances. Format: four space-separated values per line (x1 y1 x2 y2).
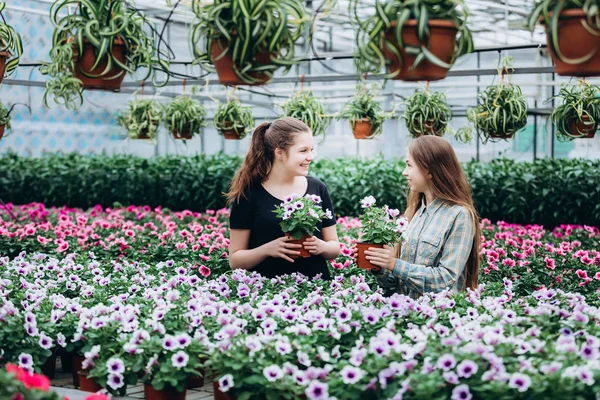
1 152 599 227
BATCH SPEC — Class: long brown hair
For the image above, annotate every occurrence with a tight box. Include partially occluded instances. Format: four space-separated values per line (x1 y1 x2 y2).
405 136 481 290
226 117 310 204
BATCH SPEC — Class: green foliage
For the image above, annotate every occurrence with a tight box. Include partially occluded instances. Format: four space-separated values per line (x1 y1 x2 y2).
282 91 330 137
214 100 255 139
527 0 600 64
349 0 473 76
0 2 23 77
41 0 169 109
1 153 599 227
116 99 164 140
337 83 393 139
549 81 600 141
190 0 309 84
164 94 208 139
403 90 452 138
0 101 10 128
358 197 406 244
274 194 330 238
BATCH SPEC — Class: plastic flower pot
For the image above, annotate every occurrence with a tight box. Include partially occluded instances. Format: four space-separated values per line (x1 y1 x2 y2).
568 115 597 139
186 368 206 389
40 351 57 379
73 38 127 91
352 119 375 139
356 242 383 271
77 370 102 392
60 349 73 373
0 124 5 140
144 383 186 400
285 233 311 259
212 379 233 400
211 38 272 86
383 20 458 81
0 51 8 84
71 354 85 387
543 9 600 77
172 128 194 140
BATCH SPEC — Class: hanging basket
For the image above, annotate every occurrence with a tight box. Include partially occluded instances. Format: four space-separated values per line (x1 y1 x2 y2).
355 242 383 271
568 115 597 138
543 10 600 77
73 38 127 91
211 39 272 86
352 119 375 139
0 51 8 85
383 20 458 82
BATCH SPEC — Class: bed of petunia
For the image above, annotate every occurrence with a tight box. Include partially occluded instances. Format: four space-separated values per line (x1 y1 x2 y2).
0 203 599 399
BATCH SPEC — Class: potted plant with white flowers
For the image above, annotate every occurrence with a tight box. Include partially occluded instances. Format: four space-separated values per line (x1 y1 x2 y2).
273 194 333 258
356 196 408 271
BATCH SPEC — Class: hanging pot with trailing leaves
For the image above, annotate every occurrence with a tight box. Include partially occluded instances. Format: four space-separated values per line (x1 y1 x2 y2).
164 89 208 141
350 0 473 81
0 2 23 84
403 89 453 138
282 83 331 138
191 0 309 85
549 81 600 140
338 82 394 140
214 99 255 140
117 99 164 141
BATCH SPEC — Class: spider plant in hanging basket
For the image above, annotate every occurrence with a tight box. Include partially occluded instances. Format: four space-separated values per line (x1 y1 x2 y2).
0 2 23 83
164 92 208 141
117 99 164 141
190 0 309 85
282 91 330 137
527 0 600 77
214 100 254 140
349 0 473 81
0 100 11 140
403 90 452 138
337 83 393 139
41 0 169 109
549 81 600 140
464 64 529 143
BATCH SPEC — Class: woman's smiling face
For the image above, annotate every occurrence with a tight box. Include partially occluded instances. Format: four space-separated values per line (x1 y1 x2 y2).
403 152 430 193
279 130 315 176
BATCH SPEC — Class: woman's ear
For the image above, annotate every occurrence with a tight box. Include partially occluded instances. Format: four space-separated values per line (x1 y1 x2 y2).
274 148 283 161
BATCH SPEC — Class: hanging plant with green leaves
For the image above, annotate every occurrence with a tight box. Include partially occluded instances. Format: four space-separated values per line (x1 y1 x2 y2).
0 2 23 79
214 99 255 140
117 99 164 141
527 0 600 76
349 0 473 80
549 80 600 141
0 100 10 128
282 89 330 137
164 89 208 140
337 82 395 139
461 58 528 143
190 0 309 85
403 89 452 138
41 0 169 109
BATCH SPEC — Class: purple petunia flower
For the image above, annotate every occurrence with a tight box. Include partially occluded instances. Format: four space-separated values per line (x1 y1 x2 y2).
340 365 364 384
218 374 234 392
451 384 473 400
305 380 328 400
508 373 532 392
107 374 124 390
263 365 284 382
18 353 33 370
436 354 457 371
106 357 125 375
171 351 189 368
456 359 478 378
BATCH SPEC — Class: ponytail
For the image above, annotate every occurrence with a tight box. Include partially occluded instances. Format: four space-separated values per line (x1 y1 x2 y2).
226 122 272 204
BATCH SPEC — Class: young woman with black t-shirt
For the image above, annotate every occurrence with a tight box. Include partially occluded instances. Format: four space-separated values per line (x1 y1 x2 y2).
226 117 340 279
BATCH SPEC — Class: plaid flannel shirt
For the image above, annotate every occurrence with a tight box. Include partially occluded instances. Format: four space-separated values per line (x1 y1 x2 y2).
373 197 475 299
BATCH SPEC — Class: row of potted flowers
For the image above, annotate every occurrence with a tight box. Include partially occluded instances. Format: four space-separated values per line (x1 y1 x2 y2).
1 252 599 399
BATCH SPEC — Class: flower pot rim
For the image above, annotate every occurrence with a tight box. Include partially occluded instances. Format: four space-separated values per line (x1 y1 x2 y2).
390 19 458 29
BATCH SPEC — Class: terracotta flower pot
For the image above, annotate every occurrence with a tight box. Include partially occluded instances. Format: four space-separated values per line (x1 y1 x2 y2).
211 39 272 86
284 233 311 259
73 38 127 91
487 131 516 140
40 352 57 379
186 368 205 389
71 354 85 387
356 242 383 271
220 121 243 140
543 9 600 77
383 20 458 81
78 370 102 392
144 384 186 400
0 51 8 84
411 119 442 137
172 128 194 140
352 119 375 139
568 115 597 138
0 124 5 140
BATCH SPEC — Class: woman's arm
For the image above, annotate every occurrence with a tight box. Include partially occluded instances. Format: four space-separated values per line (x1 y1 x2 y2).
366 208 475 294
302 225 341 260
229 229 303 269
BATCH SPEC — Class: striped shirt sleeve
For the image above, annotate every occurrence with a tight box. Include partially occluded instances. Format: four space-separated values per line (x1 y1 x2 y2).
391 207 475 295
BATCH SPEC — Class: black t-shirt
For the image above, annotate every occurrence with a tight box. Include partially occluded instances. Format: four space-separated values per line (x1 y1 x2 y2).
229 176 336 279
